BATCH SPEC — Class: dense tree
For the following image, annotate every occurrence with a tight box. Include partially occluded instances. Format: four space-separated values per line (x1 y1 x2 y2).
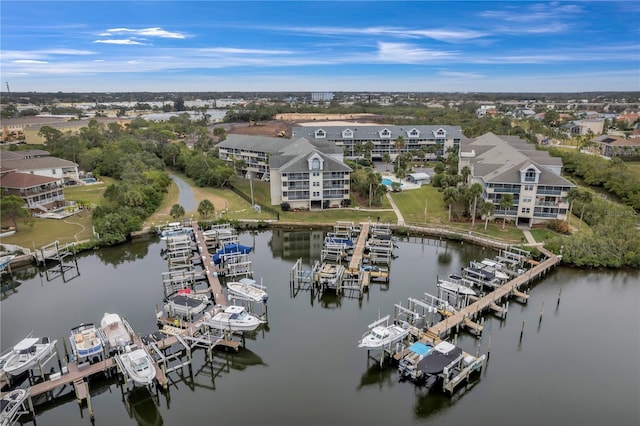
0 195 30 230
468 183 484 227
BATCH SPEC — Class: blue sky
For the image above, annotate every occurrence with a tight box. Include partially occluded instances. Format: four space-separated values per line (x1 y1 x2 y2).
1 1 639 93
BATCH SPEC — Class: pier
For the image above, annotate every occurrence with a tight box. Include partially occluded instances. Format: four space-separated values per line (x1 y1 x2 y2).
347 222 370 274
421 247 559 342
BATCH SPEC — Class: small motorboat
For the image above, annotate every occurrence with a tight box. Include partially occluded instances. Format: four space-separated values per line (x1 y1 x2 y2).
101 313 132 353
117 347 156 387
69 323 104 360
1 388 29 426
3 336 57 376
437 279 477 296
164 289 211 317
226 278 268 303
204 305 264 332
358 316 409 349
317 262 345 290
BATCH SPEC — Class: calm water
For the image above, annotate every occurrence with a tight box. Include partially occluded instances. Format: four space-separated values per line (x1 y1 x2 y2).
1 230 638 426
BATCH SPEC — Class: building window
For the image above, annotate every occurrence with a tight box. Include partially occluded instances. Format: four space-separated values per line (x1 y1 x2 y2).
312 171 320 177
311 158 321 170
313 182 319 187
52 169 56 174
523 197 532 203
522 208 531 214
524 168 536 182
524 184 534 191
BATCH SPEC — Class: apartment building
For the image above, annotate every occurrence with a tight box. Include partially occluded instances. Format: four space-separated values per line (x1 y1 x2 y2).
459 132 575 227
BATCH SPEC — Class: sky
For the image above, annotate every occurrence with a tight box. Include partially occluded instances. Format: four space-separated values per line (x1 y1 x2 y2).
1 1 639 93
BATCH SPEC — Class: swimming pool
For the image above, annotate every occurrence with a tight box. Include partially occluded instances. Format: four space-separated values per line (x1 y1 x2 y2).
382 178 401 186
82 178 97 184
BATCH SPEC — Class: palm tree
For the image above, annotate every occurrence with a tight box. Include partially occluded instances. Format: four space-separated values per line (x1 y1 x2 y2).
481 201 495 231
567 187 579 227
460 166 471 186
577 190 593 223
198 199 215 218
170 203 185 220
468 183 483 227
394 136 405 155
499 193 514 229
366 169 380 207
443 186 459 222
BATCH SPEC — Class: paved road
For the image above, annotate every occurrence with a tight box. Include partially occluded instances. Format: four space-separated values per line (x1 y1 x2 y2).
171 173 198 212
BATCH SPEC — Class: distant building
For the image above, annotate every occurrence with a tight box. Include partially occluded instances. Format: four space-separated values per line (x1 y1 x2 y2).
0 171 67 214
592 135 640 158
311 92 334 102
292 125 467 160
459 133 575 227
0 156 80 182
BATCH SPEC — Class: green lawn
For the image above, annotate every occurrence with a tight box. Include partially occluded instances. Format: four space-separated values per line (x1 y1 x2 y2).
1 213 94 249
391 185 448 224
63 177 115 206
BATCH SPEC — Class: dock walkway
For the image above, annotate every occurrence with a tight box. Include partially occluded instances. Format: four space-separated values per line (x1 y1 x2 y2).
423 248 559 341
348 222 370 274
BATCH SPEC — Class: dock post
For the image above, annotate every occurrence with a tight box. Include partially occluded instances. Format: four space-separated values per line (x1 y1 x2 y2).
556 287 562 307
84 381 94 420
487 333 492 359
539 301 544 324
519 320 525 341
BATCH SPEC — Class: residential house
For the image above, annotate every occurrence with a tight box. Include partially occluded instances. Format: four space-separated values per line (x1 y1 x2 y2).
459 133 575 227
592 135 640 158
292 124 467 160
563 119 604 136
0 171 67 214
405 172 431 186
216 135 351 209
0 156 80 184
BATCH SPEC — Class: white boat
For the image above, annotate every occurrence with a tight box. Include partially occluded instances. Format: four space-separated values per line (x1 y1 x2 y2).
101 313 132 352
69 323 104 360
117 347 156 387
0 227 16 238
1 388 29 426
317 262 345 289
3 336 57 376
204 305 264 332
164 289 211 317
358 316 409 349
437 279 477 296
226 278 268 303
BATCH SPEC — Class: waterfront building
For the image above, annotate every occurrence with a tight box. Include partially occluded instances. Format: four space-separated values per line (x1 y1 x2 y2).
458 132 575 227
216 134 351 209
291 124 467 160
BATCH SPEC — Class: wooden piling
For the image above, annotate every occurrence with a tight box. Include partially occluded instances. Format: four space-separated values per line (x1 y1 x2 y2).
557 287 562 306
539 301 544 323
520 320 525 340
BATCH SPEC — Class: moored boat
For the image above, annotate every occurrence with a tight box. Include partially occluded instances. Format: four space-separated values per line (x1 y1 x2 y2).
204 305 264 332
358 316 409 349
116 347 156 387
1 388 29 426
101 313 132 353
69 323 104 360
317 262 345 290
226 278 268 303
3 336 57 376
164 289 211 317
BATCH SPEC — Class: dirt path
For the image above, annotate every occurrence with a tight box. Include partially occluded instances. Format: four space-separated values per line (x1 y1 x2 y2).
63 217 86 241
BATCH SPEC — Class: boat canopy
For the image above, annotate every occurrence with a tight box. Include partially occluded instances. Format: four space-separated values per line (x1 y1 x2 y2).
407 342 432 356
13 338 39 351
212 243 252 264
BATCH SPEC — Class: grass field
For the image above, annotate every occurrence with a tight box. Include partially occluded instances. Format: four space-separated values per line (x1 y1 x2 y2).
2 172 534 249
627 161 640 178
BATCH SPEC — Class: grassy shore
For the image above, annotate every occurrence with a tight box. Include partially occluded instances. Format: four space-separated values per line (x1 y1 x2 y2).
1 173 543 250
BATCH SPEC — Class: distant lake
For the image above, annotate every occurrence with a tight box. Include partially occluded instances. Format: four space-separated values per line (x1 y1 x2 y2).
1 230 638 426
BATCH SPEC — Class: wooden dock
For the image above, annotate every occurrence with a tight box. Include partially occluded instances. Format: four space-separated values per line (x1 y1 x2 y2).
348 222 370 273
28 358 115 399
193 224 227 306
422 248 559 342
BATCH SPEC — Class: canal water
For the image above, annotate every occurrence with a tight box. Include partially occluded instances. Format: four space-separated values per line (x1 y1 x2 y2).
1 230 638 426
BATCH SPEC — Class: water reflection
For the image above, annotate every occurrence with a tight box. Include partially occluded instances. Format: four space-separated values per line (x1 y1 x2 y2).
357 364 395 391
92 239 153 266
126 386 164 426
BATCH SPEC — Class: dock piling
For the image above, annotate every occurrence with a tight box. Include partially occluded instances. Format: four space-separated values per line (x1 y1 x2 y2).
519 320 525 341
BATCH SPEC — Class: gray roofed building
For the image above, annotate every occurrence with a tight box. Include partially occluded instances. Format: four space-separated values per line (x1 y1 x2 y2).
459 132 575 227
292 124 467 160
216 134 352 210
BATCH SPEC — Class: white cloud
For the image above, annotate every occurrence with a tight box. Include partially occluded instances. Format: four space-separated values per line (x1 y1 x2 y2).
14 59 48 64
93 39 146 45
101 27 186 39
377 42 458 63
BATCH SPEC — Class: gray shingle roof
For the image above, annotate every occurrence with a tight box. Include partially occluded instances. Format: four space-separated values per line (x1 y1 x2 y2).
0 156 78 170
462 132 573 187
292 125 466 141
